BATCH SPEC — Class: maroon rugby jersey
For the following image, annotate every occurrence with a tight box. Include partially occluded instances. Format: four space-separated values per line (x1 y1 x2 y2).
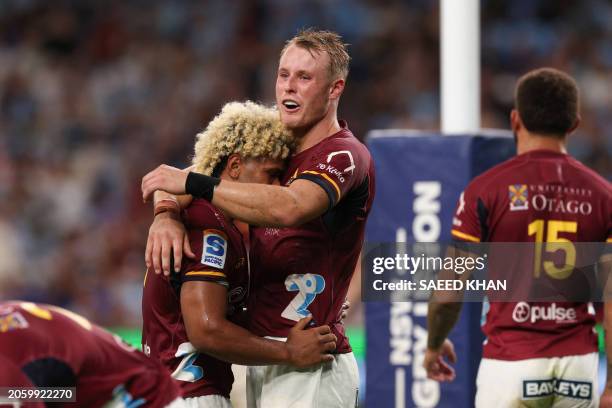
0 354 45 408
451 149 611 360
142 199 248 398
249 121 376 353
0 301 180 407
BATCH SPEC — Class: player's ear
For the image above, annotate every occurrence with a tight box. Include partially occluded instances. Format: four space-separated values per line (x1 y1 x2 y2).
329 78 345 100
226 154 242 180
568 115 581 134
510 109 521 133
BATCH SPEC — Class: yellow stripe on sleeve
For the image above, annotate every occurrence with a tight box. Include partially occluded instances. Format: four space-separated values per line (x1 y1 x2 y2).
607 237 612 243
451 229 481 243
301 171 341 201
185 271 227 278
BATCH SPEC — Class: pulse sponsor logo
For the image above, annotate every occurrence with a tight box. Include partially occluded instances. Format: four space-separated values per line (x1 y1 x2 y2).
523 379 592 400
512 302 577 324
202 229 227 269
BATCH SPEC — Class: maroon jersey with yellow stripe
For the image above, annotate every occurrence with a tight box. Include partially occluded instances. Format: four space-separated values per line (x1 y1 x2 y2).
142 199 248 398
249 121 375 353
451 149 611 360
0 301 181 407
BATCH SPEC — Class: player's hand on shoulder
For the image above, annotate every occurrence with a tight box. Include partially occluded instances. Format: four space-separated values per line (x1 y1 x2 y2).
423 339 457 382
146 211 195 276
142 164 189 202
286 315 337 368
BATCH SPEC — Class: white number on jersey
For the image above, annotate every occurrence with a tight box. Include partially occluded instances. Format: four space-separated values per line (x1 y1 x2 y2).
281 274 325 322
171 342 204 382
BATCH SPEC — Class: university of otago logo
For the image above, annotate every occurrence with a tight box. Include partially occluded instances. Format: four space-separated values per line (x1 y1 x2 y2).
509 184 529 211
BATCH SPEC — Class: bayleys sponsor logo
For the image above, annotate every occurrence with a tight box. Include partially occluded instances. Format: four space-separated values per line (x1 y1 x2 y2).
202 229 227 269
512 302 577 324
523 379 592 400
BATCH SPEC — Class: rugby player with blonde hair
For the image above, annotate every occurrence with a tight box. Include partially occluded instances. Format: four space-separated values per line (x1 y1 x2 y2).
142 29 375 407
142 101 337 408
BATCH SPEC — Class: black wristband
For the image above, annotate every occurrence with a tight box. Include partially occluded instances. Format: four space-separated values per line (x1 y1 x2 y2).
185 172 221 201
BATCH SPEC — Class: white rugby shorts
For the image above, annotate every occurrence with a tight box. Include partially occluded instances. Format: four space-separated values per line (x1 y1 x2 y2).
246 347 359 408
476 353 598 408
182 394 232 408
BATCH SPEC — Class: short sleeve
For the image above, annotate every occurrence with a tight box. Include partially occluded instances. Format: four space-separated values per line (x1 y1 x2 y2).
451 183 485 243
182 228 230 287
293 140 368 209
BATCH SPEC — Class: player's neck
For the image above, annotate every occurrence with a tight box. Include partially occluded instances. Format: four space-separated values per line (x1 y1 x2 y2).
517 132 568 155
294 111 341 154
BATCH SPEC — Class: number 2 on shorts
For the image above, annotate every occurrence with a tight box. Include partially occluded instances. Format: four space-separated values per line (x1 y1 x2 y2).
281 273 325 321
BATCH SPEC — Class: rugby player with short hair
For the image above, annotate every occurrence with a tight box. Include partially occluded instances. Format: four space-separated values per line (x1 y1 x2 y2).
424 68 611 408
141 29 375 407
142 101 338 408
0 301 184 408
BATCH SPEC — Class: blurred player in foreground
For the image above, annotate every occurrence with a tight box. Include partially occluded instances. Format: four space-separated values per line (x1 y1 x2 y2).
142 101 337 408
141 29 375 407
424 68 611 407
0 301 184 407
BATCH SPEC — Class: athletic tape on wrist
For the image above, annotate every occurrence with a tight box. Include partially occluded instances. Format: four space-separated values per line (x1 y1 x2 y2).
185 172 221 202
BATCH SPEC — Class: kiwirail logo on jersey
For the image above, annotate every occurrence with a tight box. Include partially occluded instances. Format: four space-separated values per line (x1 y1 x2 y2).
361 241 610 303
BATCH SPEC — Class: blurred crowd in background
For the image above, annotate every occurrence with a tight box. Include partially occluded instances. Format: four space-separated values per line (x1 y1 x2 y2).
0 0 610 326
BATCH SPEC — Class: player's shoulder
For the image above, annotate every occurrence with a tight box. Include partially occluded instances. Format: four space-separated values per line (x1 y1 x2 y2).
464 155 522 196
564 156 611 195
313 128 372 180
317 125 371 160
183 199 225 230
0 301 32 331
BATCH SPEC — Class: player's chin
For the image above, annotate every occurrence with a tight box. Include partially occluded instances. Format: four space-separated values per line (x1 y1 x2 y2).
282 120 304 131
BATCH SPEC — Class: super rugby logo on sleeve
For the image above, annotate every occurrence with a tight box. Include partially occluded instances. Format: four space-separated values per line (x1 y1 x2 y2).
201 229 227 269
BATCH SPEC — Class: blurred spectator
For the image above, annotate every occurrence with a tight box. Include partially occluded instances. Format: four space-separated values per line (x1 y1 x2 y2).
0 0 609 326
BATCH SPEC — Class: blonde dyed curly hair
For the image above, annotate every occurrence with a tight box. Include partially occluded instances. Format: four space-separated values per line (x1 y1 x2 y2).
192 101 294 176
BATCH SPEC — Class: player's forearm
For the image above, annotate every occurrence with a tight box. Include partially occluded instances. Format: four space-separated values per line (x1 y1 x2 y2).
153 190 192 211
190 318 290 365
426 301 462 351
212 181 304 227
152 165 195 212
